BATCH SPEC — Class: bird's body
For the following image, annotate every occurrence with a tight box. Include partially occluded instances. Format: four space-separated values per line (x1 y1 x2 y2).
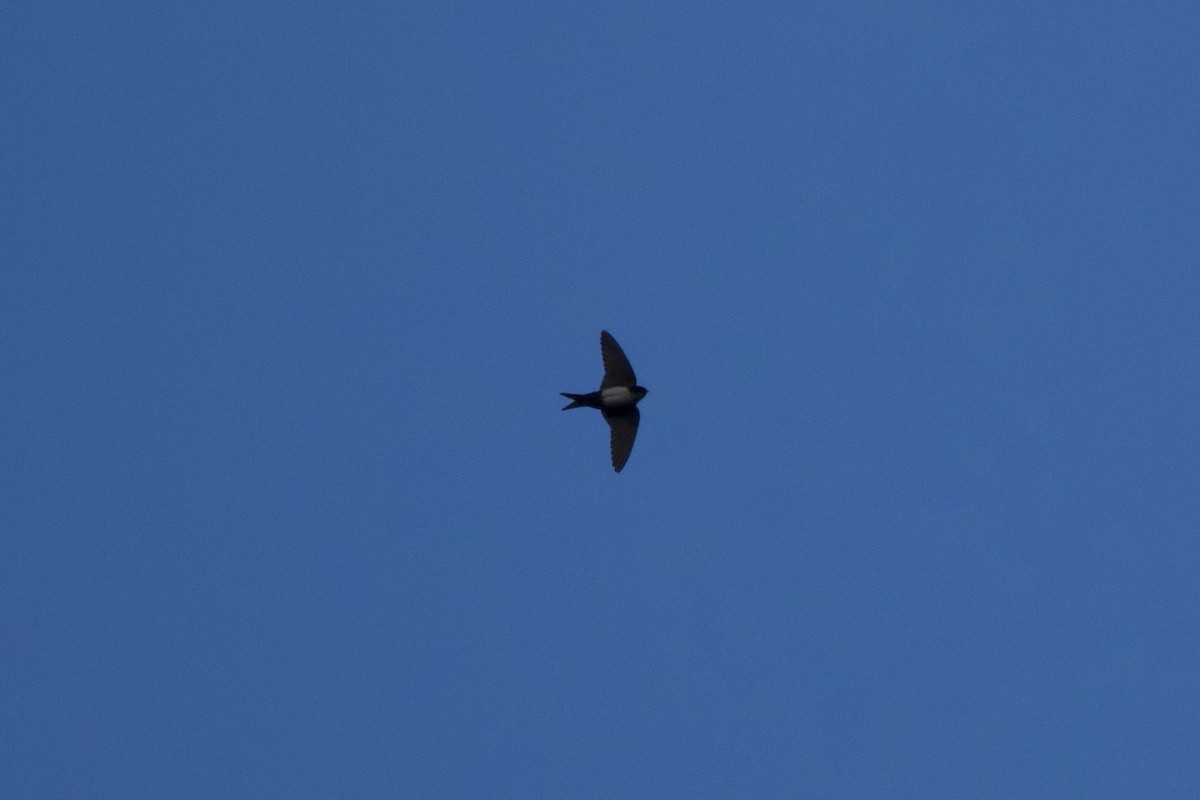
560 385 642 411
561 331 648 472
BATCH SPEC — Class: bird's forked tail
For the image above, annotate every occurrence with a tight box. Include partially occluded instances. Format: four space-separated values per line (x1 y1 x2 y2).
561 392 588 410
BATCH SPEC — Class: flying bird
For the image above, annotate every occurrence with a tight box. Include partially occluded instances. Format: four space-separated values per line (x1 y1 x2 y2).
561 330 649 473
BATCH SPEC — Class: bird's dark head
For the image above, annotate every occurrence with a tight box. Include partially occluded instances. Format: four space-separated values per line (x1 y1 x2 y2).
633 386 648 400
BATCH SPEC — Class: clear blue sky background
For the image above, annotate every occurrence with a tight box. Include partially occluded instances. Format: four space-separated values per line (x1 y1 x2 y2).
4 3 1198 797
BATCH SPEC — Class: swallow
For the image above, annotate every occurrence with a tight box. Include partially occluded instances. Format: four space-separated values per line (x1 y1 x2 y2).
561 330 649 473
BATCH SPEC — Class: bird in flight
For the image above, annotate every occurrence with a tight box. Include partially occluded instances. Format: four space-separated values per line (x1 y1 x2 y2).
561 330 649 473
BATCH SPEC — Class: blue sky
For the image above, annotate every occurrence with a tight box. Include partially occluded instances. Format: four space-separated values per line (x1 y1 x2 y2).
4 3 1198 797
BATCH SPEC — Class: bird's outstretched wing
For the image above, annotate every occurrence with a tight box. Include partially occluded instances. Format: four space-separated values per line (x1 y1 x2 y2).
600 330 637 389
603 408 640 472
